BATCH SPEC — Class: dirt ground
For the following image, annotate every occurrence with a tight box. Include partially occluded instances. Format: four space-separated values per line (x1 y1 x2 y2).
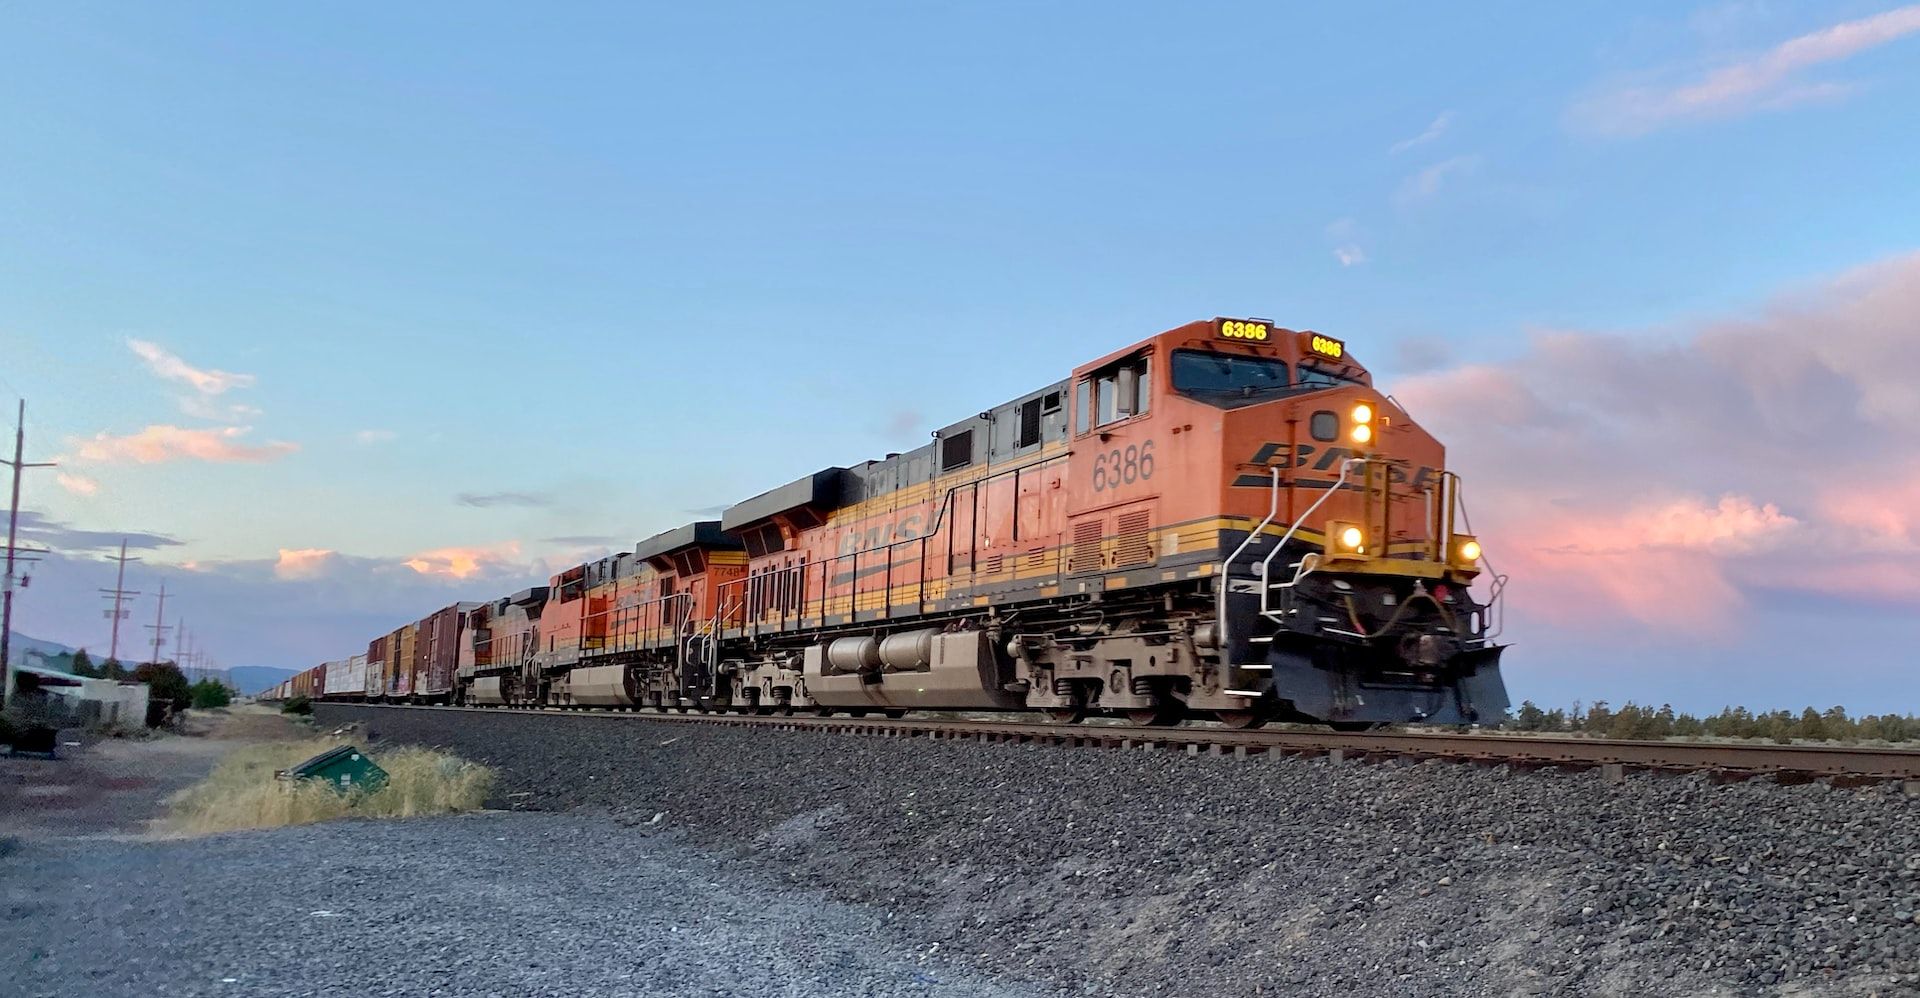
0 704 309 840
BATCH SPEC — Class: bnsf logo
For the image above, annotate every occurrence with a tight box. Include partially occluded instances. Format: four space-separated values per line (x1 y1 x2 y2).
1233 442 1437 491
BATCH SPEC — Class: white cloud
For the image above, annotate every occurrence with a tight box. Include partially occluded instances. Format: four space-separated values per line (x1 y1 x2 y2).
127 339 256 396
1325 217 1368 267
355 429 398 444
1570 4 1920 136
1389 110 1454 154
179 395 265 421
1395 155 1482 205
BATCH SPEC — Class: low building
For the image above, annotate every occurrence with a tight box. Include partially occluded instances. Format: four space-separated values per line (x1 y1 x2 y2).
4 664 151 733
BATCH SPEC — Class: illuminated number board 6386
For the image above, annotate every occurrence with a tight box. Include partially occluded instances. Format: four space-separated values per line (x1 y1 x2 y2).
1216 318 1270 342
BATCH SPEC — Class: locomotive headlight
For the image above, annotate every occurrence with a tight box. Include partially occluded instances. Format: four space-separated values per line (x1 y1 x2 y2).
1450 534 1482 568
1349 401 1375 447
1328 520 1366 561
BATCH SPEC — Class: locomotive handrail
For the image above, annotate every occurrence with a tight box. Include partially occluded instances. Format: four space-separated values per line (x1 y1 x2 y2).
1442 470 1507 640
1215 466 1282 663
716 448 1072 641
1259 457 1364 626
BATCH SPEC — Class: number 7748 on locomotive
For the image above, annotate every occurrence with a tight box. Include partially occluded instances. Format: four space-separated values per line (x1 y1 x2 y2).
327 317 1511 731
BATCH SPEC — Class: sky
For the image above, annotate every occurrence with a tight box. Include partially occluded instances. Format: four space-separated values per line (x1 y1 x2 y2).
3 2 1917 712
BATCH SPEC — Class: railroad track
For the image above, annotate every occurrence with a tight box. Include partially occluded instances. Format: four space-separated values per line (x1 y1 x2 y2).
333 702 1920 786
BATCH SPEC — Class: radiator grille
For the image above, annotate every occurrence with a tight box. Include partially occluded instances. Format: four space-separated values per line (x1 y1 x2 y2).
1069 519 1105 573
1113 510 1154 568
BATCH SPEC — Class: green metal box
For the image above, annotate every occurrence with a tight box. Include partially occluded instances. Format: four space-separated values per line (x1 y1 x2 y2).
281 744 388 794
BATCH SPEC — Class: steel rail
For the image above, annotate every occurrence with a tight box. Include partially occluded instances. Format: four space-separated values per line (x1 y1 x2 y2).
327 703 1920 784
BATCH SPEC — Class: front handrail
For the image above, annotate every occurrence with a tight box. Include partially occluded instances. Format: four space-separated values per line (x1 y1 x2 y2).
1214 466 1282 660
1258 458 1365 626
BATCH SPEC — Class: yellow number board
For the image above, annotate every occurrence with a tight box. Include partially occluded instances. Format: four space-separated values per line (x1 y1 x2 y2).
1216 318 1271 342
1305 332 1345 360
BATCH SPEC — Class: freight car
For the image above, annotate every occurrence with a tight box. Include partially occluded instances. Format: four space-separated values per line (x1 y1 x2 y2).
289 319 1510 728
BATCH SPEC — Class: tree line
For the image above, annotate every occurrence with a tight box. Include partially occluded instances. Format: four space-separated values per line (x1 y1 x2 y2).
66 648 233 710
1508 700 1919 744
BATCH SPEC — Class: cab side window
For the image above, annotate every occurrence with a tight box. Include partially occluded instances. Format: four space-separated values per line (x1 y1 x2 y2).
1079 354 1151 434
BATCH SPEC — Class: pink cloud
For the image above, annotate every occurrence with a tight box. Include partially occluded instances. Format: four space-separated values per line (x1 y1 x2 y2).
1572 4 1920 136
274 548 339 580
72 425 298 464
1401 251 1920 636
55 472 100 496
1484 495 1798 636
1812 474 1920 548
402 542 525 580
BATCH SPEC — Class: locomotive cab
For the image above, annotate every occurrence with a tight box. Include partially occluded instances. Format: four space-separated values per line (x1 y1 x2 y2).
1163 319 1506 725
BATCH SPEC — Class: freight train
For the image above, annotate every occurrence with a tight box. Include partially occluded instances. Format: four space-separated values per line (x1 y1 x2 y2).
265 319 1509 728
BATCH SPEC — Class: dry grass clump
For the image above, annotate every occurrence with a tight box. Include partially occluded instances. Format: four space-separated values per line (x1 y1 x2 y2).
166 738 494 836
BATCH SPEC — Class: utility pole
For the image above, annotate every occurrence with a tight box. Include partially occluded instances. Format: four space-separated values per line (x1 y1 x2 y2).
1 399 56 709
99 539 141 663
145 581 170 667
178 621 190 678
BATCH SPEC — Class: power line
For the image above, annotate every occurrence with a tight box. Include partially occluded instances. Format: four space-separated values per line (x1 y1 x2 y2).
99 539 141 663
1 399 56 709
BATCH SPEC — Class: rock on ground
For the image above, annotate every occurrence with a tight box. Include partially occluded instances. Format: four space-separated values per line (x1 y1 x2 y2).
2 812 1042 998
319 704 1920 998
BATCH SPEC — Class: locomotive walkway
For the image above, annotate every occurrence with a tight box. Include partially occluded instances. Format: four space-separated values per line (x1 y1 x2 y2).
359 703 1920 785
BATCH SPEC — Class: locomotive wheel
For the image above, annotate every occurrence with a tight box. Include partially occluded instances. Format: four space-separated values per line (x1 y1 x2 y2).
1045 686 1088 724
1329 721 1386 732
1216 709 1267 730
847 709 869 719
883 709 907 719
1125 698 1187 727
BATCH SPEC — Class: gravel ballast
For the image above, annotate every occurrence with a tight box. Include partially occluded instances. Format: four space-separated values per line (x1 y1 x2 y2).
4 812 1042 998
318 704 1920 997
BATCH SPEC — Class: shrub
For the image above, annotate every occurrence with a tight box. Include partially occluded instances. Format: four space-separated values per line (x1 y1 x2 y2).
165 739 494 835
189 678 233 710
133 662 192 711
280 695 313 716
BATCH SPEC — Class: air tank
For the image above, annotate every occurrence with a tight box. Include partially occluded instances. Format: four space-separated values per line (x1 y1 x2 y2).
878 629 937 672
826 636 882 674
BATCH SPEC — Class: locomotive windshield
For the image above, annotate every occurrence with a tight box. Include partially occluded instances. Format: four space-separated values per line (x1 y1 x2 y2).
1171 350 1291 407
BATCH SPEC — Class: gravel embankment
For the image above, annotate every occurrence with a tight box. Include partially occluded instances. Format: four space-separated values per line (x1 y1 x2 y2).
320 704 1920 998
3 813 1043 998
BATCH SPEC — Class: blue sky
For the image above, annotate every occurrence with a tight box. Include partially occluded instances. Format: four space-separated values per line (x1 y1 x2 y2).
4 2 1918 711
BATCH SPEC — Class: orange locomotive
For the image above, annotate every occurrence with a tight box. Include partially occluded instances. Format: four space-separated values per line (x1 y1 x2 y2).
290 318 1509 728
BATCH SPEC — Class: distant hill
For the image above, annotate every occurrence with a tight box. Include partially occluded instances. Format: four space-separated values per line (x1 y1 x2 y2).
6 632 78 669
7 633 292 694
229 665 297 695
